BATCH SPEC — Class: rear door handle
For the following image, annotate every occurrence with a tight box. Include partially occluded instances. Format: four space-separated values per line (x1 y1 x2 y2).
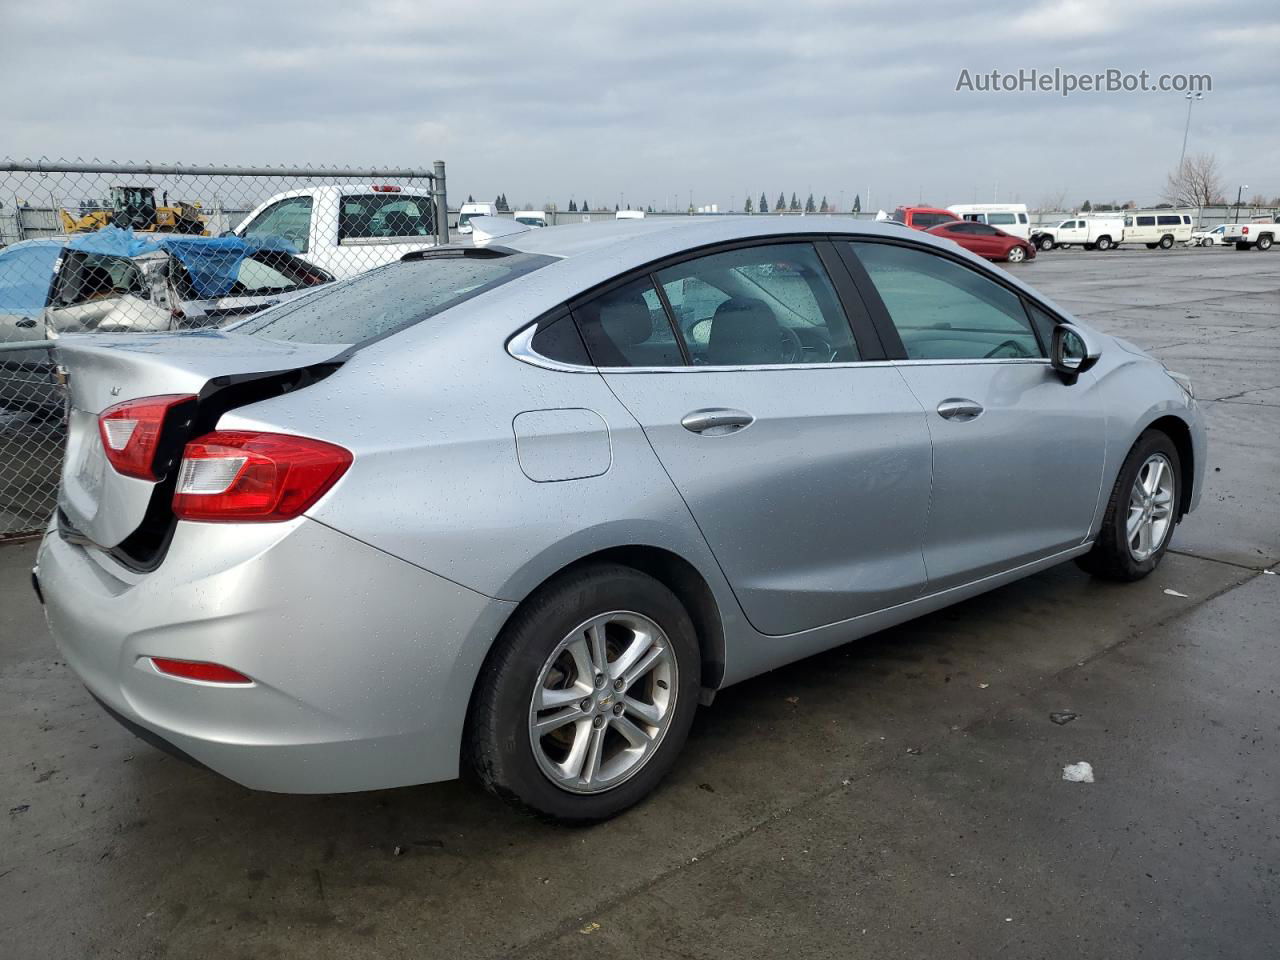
936 398 984 421
681 408 754 436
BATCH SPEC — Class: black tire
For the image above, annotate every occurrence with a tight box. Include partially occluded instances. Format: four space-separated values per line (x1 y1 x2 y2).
1145 243 1158 249
1037 236 1055 251
1159 235 1174 249
1076 430 1181 581
1096 236 1113 251
465 563 701 823
1257 235 1273 251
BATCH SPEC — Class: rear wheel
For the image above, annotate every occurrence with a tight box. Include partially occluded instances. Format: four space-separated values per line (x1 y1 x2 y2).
466 564 701 822
1096 236 1113 251
1077 430 1180 581
1258 235 1273 251
1159 235 1174 249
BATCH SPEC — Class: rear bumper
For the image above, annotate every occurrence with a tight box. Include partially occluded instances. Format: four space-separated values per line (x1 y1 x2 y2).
36 517 514 793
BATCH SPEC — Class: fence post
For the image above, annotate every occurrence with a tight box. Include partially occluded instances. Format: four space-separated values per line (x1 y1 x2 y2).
433 160 449 244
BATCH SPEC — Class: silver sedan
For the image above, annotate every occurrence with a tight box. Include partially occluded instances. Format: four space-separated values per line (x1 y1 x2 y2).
35 217 1205 821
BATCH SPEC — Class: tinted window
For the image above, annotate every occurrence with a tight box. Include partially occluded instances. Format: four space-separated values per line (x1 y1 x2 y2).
1018 213 1029 224
948 223 979 234
914 212 953 228
988 213 1016 225
0 244 61 313
241 197 313 253
1157 215 1181 226
529 313 590 365
971 224 1000 235
1137 216 1156 226
573 276 683 367
1025 302 1058 350
338 194 434 240
851 242 1041 360
234 253 552 344
52 252 143 306
656 243 857 365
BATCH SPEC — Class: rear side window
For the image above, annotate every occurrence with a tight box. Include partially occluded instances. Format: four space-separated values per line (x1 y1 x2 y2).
1137 216 1156 226
988 213 1016 225
850 242 1041 361
572 276 683 367
234 253 553 344
1156 215 1181 226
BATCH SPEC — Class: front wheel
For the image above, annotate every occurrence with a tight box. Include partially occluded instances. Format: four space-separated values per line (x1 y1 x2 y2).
1077 430 1180 581
1006 245 1026 263
465 563 701 822
1037 236 1055 251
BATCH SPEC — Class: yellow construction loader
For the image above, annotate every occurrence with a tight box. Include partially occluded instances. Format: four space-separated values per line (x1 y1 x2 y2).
59 186 208 235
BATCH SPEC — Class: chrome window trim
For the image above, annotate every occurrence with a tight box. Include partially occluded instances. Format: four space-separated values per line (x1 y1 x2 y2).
508 321 1052 374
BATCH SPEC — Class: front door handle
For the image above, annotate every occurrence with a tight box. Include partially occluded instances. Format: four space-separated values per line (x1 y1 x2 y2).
681 408 754 436
936 398 984 421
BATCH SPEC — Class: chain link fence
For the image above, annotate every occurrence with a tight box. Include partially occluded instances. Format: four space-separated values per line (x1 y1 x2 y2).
0 158 448 538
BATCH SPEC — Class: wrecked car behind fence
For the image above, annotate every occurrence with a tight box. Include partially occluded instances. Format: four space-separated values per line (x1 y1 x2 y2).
1 158 449 537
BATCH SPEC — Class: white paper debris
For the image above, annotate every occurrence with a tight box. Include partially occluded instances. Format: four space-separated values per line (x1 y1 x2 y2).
1163 588 1189 598
1062 761 1095 783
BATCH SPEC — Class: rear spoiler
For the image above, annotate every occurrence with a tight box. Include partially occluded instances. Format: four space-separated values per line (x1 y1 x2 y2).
468 216 531 247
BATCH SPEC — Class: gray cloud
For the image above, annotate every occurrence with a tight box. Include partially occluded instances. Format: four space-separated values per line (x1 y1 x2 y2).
4 0 1278 210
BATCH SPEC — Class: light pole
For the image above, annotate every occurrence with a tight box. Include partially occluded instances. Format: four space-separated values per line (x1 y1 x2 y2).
1179 91 1204 171
1234 184 1248 225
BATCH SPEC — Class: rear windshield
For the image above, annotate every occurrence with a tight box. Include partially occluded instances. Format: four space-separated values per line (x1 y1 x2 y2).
232 252 553 344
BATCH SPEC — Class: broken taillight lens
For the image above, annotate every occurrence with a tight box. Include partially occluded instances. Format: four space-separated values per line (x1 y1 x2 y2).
172 431 352 522
98 394 196 480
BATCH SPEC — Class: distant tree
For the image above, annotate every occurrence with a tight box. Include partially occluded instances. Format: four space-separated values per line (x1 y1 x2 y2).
1122 200 1136 209
790 192 800 211
777 192 787 212
467 194 475 203
568 199 577 212
1248 193 1267 207
1162 152 1222 208
760 192 769 214
819 195 829 213
744 195 754 214
646 205 654 213
581 199 589 212
1080 200 1092 212
852 193 861 214
615 203 620 211
1036 189 1067 213
803 193 815 213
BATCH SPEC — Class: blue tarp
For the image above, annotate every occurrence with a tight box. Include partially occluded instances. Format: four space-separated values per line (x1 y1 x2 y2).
66 226 298 299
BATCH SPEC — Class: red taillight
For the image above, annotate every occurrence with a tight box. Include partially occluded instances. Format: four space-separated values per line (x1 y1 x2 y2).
172 431 352 522
151 657 252 684
98 394 196 480
1242 226 1249 234
370 184 402 193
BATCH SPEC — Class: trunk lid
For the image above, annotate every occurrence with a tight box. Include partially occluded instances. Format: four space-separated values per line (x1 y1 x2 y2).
54 330 344 552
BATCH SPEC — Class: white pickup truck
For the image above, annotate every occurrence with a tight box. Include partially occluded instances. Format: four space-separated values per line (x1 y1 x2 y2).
1034 217 1125 251
1221 219 1277 251
234 185 440 278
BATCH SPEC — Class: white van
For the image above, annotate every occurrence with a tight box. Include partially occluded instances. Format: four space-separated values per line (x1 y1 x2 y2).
1122 212 1193 249
948 203 1030 239
615 209 646 220
457 201 498 235
513 210 547 228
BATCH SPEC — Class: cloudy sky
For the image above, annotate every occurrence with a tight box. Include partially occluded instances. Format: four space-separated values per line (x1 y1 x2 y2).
5 0 1278 211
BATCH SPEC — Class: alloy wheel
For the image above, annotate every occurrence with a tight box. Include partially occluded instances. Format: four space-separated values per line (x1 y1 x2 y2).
528 611 678 794
1007 246 1026 262
1127 454 1176 561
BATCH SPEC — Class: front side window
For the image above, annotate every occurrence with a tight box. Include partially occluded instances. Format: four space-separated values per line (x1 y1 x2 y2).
850 242 1041 361
1157 215 1181 226
52 252 143 306
241 196 313 253
338 194 433 240
572 276 683 367
656 243 857 365
1018 213 1029 223
234 252 552 344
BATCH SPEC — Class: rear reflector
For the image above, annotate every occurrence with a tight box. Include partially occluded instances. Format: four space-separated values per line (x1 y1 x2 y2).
172 431 352 522
370 184 402 192
98 394 196 480
151 657 252 684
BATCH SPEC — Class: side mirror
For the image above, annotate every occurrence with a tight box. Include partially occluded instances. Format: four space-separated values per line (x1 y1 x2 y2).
1051 323 1100 383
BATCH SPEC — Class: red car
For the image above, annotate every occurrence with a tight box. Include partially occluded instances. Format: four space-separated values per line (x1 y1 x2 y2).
926 220 1037 263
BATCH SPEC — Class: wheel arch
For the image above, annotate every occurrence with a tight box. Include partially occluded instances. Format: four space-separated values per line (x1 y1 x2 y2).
1142 414 1195 518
